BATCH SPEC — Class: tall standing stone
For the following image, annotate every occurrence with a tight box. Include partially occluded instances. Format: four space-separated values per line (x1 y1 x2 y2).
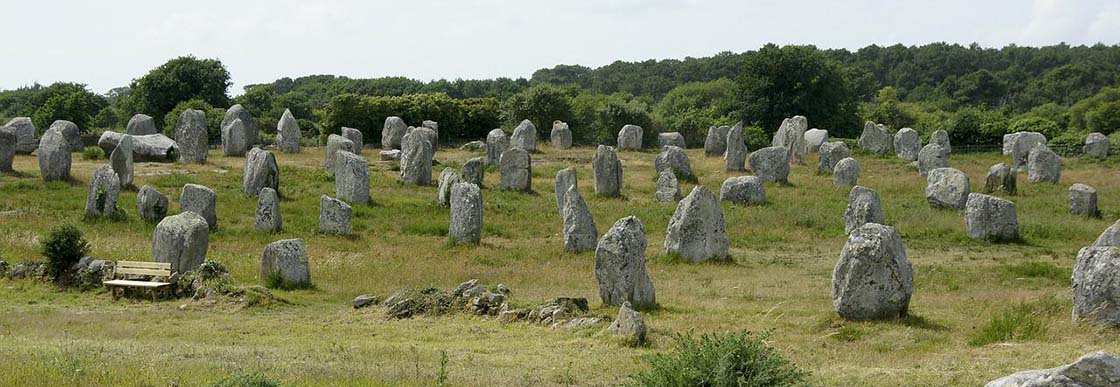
510 119 537 152
720 176 765 205
37 126 71 181
984 163 1016 195
925 168 970 209
180 184 217 229
965 193 1019 241
561 185 598 252
275 109 301 153
437 167 462 207
657 132 686 148
832 223 913 320
126 114 157 135
1072 246 1120 326
136 185 168 222
243 148 279 197
893 128 922 161
260 239 310 286
857 121 893 155
724 122 746 171
319 195 352 235
1084 132 1110 159
551 121 572 149
399 129 433 185
449 182 483 244
595 216 656 309
748 146 790 183
654 170 681 202
0 126 15 172
844 186 884 235
592 145 622 197
5 117 38 154
175 109 208 163
335 151 370 204
381 116 407 150
654 145 691 178
704 125 729 156
772 115 808 164
833 157 860 186
84 165 120 218
109 134 134 187
421 120 439 150
917 143 948 176
461 157 485 187
818 141 849 174
255 187 282 233
152 211 209 273
665 186 729 262
555 167 578 215
498 147 531 191
51 120 83 152
486 129 509 166
1070 183 1099 217
804 128 829 153
1028 144 1061 183
617 124 643 151
221 104 258 146
342 127 364 154
1006 131 1047 169
930 130 951 153
221 118 248 157
324 134 356 177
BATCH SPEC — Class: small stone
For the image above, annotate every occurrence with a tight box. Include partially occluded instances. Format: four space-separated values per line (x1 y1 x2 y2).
136 185 169 222
260 239 310 287
379 150 401 161
818 141 849 175
657 132 686 148
704 125 730 156
460 157 485 187
844 186 884 235
460 141 486 151
255 187 282 233
84 165 120 218
1084 132 1110 159
1027 144 1061 183
551 121 572 149
381 116 407 150
1070 183 1100 217
925 168 970 209
486 129 509 166
449 182 483 244
180 183 217 229
175 109 208 163
984 163 1016 195
617 124 643 151
857 121 893 155
319 195 352 235
654 145 691 178
965 193 1019 241
724 122 747 171
719 176 765 205
152 211 209 273
893 128 921 161
748 146 790 183
342 127 364 154
833 157 860 186
562 186 598 253
335 151 370 204
595 216 656 309
511 119 537 152
499 147 531 191
917 143 949 176
984 351 1120 387
592 145 623 197
832 223 913 320
665 186 728 262
352 294 379 309
654 170 682 202
607 302 648 344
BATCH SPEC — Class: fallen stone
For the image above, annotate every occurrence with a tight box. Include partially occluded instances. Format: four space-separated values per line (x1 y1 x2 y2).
984 351 1120 387
97 131 179 162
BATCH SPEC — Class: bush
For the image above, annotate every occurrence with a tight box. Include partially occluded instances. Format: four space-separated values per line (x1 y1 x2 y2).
81 146 104 160
743 125 770 150
630 330 809 387
1008 116 1062 141
40 224 90 281
1048 131 1085 156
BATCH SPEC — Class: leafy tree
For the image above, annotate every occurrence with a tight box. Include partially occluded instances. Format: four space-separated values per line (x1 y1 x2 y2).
947 106 1011 146
162 99 225 144
131 56 231 126
31 90 106 132
1087 101 1120 135
1008 116 1062 140
654 79 737 147
499 84 574 134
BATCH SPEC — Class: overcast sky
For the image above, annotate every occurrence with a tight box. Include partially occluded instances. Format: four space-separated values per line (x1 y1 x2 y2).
3 0 1117 94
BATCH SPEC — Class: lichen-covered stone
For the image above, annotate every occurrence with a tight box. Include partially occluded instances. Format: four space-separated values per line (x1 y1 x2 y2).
152 211 209 273
654 170 681 202
499 147 531 191
511 119 537 152
551 121 572 149
832 223 913 320
84 165 120 218
221 118 248 157
335 151 369 204
381 116 407 150
1027 144 1061 183
894 128 921 161
818 141 849 174
37 126 71 181
437 167 461 208
324 134 356 177
724 122 746 171
461 157 485 187
319 195 352 235
965 193 1019 241
255 187 282 233
917 143 949 176
595 216 656 309
1084 132 1110 159
260 239 310 286
276 109 301 153
984 351 1120 387
617 124 643 151
342 127 364 154
857 121 893 155
175 109 208 163
665 186 728 262
592 145 623 197
5 117 38 154
844 186 884 235
772 115 808 164
1073 247 1120 327
180 183 217 229
719 176 765 205
449 182 483 244
136 185 168 222
984 163 1016 195
930 130 951 153
925 168 970 209
243 148 279 197
399 128 433 185
127 113 158 136
555 167 578 215
704 125 730 156
833 157 860 186
657 132 686 148
1070 183 1099 217
486 129 509 166
221 104 258 146
562 186 598 252
654 145 691 178
748 146 790 183
109 134 133 187
804 128 829 153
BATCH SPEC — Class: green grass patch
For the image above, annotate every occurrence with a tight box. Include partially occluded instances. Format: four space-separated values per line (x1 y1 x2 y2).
969 303 1047 346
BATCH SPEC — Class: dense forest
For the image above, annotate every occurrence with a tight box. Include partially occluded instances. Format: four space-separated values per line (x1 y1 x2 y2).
1 43 1118 151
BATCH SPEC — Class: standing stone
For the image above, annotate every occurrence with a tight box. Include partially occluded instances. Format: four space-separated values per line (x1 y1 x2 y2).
617 124 643 151
917 143 949 176
930 130 951 153
136 185 168 222
607 302 648 345
324 134 356 177
858 121 893 155
1070 183 1100 217
551 121 572 149
510 119 537 152
1084 132 1110 159
833 157 860 186
260 239 310 287
595 216 656 309
174 110 208 163
498 147 531 191
98 131 178 162
984 163 1016 195
657 132 686 148
704 125 730 156
275 109 301 153
255 187 282 233
1006 131 1047 169
772 115 808 164
1073 247 1120 326
421 120 439 150
562 185 598 252
724 122 746 171
0 127 15 172
126 114 157 135
1028 144 1061 183
984 351 1120 387
449 182 483 244
342 127 364 154
319 195 352 235
180 184 217 229
243 148 279 197
5 117 38 154
804 128 829 153
221 105 258 146
381 116 407 150
1094 220 1120 247
965 193 1019 241
461 157 485 187
925 168 970 209
893 128 922 161
592 145 623 197
486 129 509 166
555 168 578 215
654 170 681 202
107 134 134 188
818 141 849 174
748 146 790 183
51 120 83 152
844 186 884 234
437 167 462 207
832 223 913 320
665 186 729 262
399 129 433 185
654 145 691 178
37 126 71 181
720 176 765 205
335 151 370 204
84 165 120 218
221 118 248 157
152 211 209 273
406 127 437 158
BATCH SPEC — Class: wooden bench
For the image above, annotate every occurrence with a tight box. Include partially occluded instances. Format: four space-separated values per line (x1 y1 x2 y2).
103 261 177 301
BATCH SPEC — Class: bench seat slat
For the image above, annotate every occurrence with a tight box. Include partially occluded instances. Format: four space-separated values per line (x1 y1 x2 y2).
114 268 172 277
103 279 171 288
117 261 170 268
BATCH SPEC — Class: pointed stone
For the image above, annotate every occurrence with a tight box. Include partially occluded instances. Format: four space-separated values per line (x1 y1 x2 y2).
665 186 728 262
595 216 656 309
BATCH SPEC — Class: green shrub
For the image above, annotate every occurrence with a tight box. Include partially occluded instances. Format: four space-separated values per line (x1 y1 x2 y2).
40 224 90 281
1048 131 1085 156
208 372 280 387
743 125 770 150
81 146 104 160
630 330 809 387
969 303 1046 346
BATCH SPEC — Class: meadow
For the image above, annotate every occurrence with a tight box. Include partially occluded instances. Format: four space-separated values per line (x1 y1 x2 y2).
1 143 1119 386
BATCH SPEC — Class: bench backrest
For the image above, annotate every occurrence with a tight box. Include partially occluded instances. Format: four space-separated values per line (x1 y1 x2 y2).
114 261 172 278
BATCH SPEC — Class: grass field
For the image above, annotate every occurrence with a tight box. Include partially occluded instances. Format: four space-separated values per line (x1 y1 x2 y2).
1 142 1119 386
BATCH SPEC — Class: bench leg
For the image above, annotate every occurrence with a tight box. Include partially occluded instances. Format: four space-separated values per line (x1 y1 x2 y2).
110 286 119 301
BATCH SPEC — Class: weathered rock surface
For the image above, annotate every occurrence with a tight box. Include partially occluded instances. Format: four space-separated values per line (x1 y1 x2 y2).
449 182 483 244
85 165 120 218
562 185 598 252
833 157 860 186
221 104 258 146
804 128 829 153
818 141 849 174
1028 144 1061 183
725 122 747 171
917 143 949 176
1070 183 1099 217
658 132 686 148
592 145 623 197
37 126 71 181
984 351 1120 387
324 134 356 177
930 130 951 153
858 121 893 155
381 116 407 150
654 145 691 178
275 109 301 153
665 186 728 262
704 125 730 156
461 157 485 187
486 129 509 166
255 187 282 233
654 170 681 202
844 186 884 235
342 127 364 154
180 183 217 229
221 118 249 157
607 302 647 344
617 124 643 151
421 120 439 150
109 134 133 187
243 148 279 197
437 167 461 208
260 239 310 286
1084 132 1110 159
379 150 400 161
832 223 913 320
460 140 485 151
1006 131 1047 169
772 115 808 164
555 168 578 215
319 195 352 235
335 151 369 204
595 216 656 309
175 109 208 163
894 128 922 161
152 211 209 273
136 185 168 222
748 146 790 183
399 129 433 185
1073 247 1120 327
984 163 1016 195
550 121 572 149
51 120 83 152
511 119 537 152
925 168 970 209
97 131 178 162
965 193 1019 241
5 117 38 154
719 176 765 205
499 147 531 191
0 127 12 172
126 113 158 136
